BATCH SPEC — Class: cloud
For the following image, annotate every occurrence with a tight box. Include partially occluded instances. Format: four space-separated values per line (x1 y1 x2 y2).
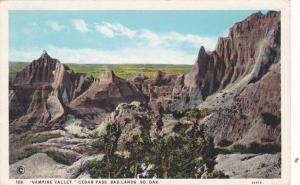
95 22 136 39
72 19 90 32
47 21 64 32
95 24 114 37
139 29 163 46
10 45 196 65
94 22 217 50
139 30 218 51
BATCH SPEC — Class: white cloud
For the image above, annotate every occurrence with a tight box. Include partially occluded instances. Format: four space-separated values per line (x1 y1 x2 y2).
95 22 136 39
72 19 90 32
10 45 196 65
139 29 163 46
47 21 64 32
94 22 217 50
139 30 217 51
95 24 114 37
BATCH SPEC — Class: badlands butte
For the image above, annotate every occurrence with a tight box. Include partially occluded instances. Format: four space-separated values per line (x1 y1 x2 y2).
9 11 281 178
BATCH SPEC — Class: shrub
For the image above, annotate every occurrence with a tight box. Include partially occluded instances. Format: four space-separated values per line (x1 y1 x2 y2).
46 151 77 165
172 111 184 119
185 108 209 120
261 112 280 128
248 142 281 154
25 133 61 144
217 139 233 147
227 142 281 154
9 132 61 164
87 122 217 178
9 148 37 164
227 144 249 153
10 132 61 149
87 155 129 178
146 123 216 178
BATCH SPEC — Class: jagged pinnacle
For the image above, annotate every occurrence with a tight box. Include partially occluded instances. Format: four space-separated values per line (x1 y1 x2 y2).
197 46 207 58
40 50 50 59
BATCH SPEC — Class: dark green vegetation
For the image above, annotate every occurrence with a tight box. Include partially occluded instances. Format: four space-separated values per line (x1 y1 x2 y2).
215 142 281 155
9 148 38 165
10 132 62 152
45 151 78 165
261 112 281 128
184 108 210 121
9 62 192 80
87 123 228 178
9 132 62 164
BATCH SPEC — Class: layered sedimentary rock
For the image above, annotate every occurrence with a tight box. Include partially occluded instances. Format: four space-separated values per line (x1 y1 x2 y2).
131 71 178 113
164 11 282 148
9 11 282 178
173 11 280 109
197 11 281 146
201 63 281 146
9 51 93 132
68 71 147 128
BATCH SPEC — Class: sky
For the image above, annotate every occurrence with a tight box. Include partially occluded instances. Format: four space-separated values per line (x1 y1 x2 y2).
9 10 267 64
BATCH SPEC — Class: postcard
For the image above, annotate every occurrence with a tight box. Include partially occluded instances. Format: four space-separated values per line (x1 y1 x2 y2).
0 0 291 185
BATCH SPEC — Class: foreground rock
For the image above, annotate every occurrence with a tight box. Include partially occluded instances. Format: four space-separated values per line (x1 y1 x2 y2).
214 153 281 178
10 153 103 178
10 153 68 178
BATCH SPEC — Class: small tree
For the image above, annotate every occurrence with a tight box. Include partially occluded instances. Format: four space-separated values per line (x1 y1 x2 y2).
88 124 124 178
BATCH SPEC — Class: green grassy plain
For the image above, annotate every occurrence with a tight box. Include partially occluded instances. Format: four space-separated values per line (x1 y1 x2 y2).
9 62 192 80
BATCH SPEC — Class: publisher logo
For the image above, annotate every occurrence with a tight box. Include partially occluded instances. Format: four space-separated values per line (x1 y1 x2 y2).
17 166 25 174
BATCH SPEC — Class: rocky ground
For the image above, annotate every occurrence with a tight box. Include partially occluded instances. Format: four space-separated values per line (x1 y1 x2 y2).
9 11 281 179
215 153 281 178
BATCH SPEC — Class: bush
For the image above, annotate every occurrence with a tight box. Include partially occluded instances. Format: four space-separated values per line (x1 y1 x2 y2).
248 142 281 154
227 142 281 154
25 133 61 144
217 139 233 147
10 132 61 149
227 144 249 153
261 112 280 128
87 155 129 178
172 111 184 119
9 148 37 164
185 108 209 120
146 123 216 178
46 151 77 165
9 132 61 164
87 122 217 178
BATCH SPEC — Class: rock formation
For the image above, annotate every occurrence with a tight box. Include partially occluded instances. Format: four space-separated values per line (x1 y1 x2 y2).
68 71 148 128
9 11 282 179
9 51 93 132
173 11 280 107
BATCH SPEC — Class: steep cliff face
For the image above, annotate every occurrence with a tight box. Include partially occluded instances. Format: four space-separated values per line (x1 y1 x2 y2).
9 52 93 132
176 11 280 106
192 11 281 147
201 63 281 146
